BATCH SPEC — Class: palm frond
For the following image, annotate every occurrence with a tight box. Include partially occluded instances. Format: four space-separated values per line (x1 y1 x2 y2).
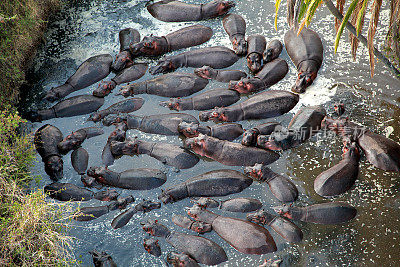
367 0 382 77
287 0 295 27
349 0 368 60
335 0 346 32
334 0 358 53
275 0 283 30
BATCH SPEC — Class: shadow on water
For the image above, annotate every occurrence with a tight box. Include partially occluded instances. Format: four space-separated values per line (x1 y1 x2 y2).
20 0 400 266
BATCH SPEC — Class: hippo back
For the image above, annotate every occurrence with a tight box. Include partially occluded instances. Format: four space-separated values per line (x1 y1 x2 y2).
284 27 323 69
34 124 63 159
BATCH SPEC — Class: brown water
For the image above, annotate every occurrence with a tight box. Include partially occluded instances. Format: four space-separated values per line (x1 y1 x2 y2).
21 0 400 266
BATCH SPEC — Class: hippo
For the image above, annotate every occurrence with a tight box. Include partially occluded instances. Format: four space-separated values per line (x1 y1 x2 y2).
88 98 144 122
158 169 253 204
194 66 247 82
143 238 162 257
178 121 244 141
71 148 89 175
87 166 167 190
263 40 283 63
118 73 208 98
142 219 228 265
102 122 128 167
322 116 400 172
149 46 239 75
28 95 104 122
34 124 63 180
199 89 298 122
130 25 213 56
110 138 199 169
194 197 262 213
167 252 200 267
111 200 161 229
247 34 266 73
247 209 303 243
81 175 104 190
259 259 283 267
160 88 240 111
89 250 117 267
259 105 327 151
111 51 133 73
245 164 298 203
242 122 281 146
314 140 360 197
184 134 280 166
93 64 148 97
223 13 247 55
147 0 235 22
57 127 104 154
44 54 113 102
284 27 323 93
74 196 135 221
172 215 213 234
111 28 141 72
102 113 198 136
334 103 345 117
273 202 357 224
188 205 277 254
44 182 118 202
228 58 289 94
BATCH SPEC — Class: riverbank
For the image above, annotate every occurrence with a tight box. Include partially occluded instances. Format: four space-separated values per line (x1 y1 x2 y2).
0 0 76 265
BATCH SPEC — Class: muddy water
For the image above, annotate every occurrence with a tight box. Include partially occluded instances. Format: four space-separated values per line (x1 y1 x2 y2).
21 0 400 266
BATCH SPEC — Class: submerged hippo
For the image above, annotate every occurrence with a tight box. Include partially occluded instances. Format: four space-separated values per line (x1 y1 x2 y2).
160 88 240 111
102 113 198 136
158 169 253 204
188 205 277 254
93 64 148 97
147 0 235 22
130 25 212 56
118 72 208 98
228 58 289 94
245 164 298 203
199 90 298 122
57 127 104 154
87 166 167 190
178 121 244 141
143 238 162 257
247 209 303 243
322 116 400 172
242 122 281 147
223 13 247 55
185 134 280 166
142 220 228 265
194 66 247 83
273 202 357 224
44 54 113 102
88 98 144 122
149 46 239 75
247 34 266 73
44 182 118 202
284 27 323 93
110 138 199 169
111 200 162 229
34 124 63 180
194 197 262 213
172 215 213 234
28 95 104 122
89 250 117 267
71 148 89 175
263 39 283 63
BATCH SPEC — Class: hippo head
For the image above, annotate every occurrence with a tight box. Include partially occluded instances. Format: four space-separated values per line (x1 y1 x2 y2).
109 138 139 157
158 189 175 204
228 77 262 94
58 130 86 154
108 195 135 211
149 59 175 75
232 36 247 55
94 189 120 202
263 40 283 63
87 166 108 179
342 139 361 161
292 70 318 94
192 221 213 233
45 155 63 181
194 66 216 80
198 108 227 122
192 197 219 209
136 199 162 213
207 0 236 16
43 90 61 103
92 81 116 98
89 250 115 267
244 163 265 182
102 114 127 126
187 204 214 223
141 219 170 237
143 238 161 257
133 36 164 56
334 103 345 117
246 209 274 225
241 129 259 146
116 84 133 98
159 98 181 111
183 134 207 156
272 204 293 219
108 123 127 143
177 121 200 137
81 175 103 189
167 252 196 267
247 53 262 73
257 127 291 151
111 51 133 72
